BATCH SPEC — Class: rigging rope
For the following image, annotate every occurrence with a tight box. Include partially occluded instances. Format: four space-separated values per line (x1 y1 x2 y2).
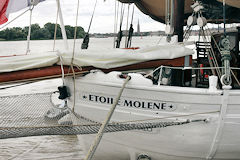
58 54 65 85
0 8 30 30
126 5 135 48
0 82 34 90
81 0 98 49
116 4 125 48
53 3 60 51
202 28 222 78
184 9 222 80
26 6 34 55
231 69 240 87
113 1 120 48
70 0 81 112
124 3 130 48
200 29 217 76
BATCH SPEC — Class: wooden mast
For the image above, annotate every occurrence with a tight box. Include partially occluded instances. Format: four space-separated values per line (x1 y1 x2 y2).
174 0 185 42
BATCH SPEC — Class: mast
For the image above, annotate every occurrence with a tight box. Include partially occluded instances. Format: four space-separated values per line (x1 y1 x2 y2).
174 0 185 42
137 19 140 34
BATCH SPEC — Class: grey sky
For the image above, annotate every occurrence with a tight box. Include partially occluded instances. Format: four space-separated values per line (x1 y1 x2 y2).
7 0 165 33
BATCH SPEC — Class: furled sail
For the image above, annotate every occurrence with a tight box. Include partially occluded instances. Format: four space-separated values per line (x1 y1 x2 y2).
118 0 192 23
218 0 240 8
118 0 240 23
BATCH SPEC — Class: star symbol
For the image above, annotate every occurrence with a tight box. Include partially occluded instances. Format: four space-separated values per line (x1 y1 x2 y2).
83 95 87 99
168 104 176 111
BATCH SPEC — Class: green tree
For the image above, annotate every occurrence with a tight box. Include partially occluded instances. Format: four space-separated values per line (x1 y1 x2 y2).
31 28 51 40
64 25 85 38
12 27 26 40
0 22 85 41
4 28 14 40
44 22 62 39
65 25 74 39
76 26 85 38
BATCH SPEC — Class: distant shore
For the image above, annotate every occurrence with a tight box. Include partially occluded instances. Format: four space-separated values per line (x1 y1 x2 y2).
0 22 85 41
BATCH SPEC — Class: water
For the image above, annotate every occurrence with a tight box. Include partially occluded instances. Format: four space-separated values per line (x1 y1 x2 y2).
0 37 163 160
0 37 162 56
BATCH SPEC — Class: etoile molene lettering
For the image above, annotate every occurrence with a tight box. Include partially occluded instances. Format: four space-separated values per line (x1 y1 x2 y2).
82 94 176 111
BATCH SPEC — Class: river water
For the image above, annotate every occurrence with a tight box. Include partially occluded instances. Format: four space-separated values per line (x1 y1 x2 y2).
0 36 167 160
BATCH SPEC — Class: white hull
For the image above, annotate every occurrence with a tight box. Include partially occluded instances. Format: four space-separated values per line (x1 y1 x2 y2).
66 71 240 160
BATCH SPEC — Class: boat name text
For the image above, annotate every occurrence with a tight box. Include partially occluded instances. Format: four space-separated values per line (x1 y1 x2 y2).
81 94 177 111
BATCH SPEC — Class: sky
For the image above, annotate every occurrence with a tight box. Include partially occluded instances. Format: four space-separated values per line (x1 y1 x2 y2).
5 0 166 33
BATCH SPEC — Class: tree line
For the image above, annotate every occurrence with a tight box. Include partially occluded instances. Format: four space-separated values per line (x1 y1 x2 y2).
0 23 85 41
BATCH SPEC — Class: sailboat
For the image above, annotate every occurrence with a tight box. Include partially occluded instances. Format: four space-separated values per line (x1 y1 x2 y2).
1 0 240 160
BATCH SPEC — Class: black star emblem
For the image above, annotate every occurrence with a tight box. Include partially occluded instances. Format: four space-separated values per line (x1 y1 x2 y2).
168 104 175 110
83 95 87 99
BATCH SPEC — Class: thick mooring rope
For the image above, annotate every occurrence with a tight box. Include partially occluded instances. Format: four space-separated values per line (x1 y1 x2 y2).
84 76 131 160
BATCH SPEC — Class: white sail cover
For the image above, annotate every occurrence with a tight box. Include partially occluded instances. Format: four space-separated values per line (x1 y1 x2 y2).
0 44 194 73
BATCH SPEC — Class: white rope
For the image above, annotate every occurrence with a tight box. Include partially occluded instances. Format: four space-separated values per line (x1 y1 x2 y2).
26 6 34 54
204 26 222 71
70 0 81 111
201 21 221 78
231 67 240 70
157 34 165 44
118 110 219 124
201 28 221 77
231 69 240 86
84 76 131 160
72 0 80 61
58 54 65 85
182 11 222 79
53 4 60 51
56 0 69 50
